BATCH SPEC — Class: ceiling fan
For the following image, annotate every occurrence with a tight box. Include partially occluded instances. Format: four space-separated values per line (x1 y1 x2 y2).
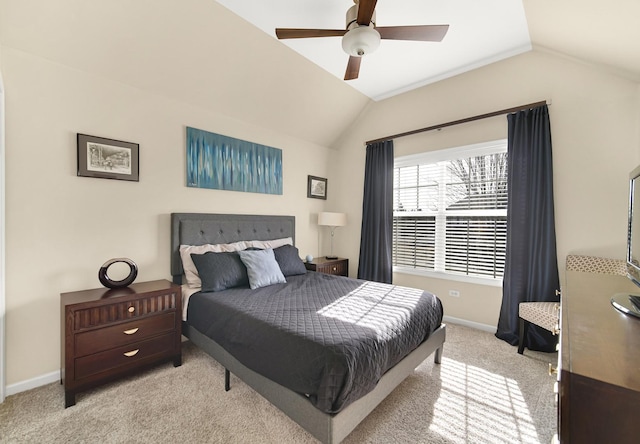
275 0 449 81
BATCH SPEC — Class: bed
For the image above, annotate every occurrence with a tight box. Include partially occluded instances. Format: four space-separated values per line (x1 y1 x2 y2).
171 213 446 443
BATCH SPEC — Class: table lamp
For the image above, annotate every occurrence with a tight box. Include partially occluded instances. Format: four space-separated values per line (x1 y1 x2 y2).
318 212 347 259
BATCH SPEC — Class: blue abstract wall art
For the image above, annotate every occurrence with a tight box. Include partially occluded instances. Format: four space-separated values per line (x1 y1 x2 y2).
186 127 283 195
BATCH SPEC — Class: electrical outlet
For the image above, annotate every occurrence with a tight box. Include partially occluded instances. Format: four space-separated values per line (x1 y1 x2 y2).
449 290 460 297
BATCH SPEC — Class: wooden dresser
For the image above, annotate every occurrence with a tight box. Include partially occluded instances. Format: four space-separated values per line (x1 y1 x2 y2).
304 257 349 276
559 271 640 442
61 279 182 407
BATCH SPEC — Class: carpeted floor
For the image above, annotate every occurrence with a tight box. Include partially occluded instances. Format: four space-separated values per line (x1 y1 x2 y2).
0 323 557 443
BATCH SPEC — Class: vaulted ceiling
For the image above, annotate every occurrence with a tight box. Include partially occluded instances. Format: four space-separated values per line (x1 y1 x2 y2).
524 0 640 81
219 0 640 100
217 0 532 101
1 0 638 148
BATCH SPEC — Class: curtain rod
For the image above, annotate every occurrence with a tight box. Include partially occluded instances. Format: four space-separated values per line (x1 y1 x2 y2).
365 100 548 145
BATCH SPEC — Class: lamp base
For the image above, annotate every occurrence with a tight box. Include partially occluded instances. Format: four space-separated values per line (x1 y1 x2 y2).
325 255 338 260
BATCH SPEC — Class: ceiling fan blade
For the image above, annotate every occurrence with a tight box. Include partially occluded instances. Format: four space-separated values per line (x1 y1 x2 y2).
344 56 362 80
357 0 377 25
275 28 346 39
377 25 449 42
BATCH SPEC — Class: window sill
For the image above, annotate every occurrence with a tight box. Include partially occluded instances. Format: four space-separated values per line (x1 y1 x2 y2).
393 267 503 287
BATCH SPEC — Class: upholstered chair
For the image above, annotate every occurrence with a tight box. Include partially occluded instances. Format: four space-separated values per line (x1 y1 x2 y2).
517 254 627 354
517 299 560 354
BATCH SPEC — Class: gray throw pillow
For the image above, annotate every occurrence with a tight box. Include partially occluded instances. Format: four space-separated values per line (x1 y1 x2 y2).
273 244 307 276
238 249 287 289
190 251 249 292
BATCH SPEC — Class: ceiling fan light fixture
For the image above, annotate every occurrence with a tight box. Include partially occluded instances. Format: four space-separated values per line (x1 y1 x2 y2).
341 26 381 57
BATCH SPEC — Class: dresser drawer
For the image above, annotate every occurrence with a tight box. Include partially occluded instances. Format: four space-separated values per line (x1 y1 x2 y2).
75 312 176 357
72 291 178 331
305 258 349 276
74 332 176 380
318 261 348 276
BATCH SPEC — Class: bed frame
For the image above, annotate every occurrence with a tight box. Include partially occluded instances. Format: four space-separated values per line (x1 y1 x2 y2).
171 213 446 443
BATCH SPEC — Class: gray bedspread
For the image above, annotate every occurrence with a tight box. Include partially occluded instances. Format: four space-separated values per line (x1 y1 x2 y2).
187 271 443 413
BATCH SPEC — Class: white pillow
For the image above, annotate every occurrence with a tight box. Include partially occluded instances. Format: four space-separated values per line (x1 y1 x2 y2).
246 237 293 250
238 249 287 290
179 241 248 288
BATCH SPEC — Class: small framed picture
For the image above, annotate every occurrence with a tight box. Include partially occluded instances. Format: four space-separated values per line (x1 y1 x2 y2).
307 175 327 200
77 134 139 182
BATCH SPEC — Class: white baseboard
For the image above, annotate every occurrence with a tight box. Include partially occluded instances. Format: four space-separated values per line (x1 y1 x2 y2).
5 370 60 397
443 315 496 333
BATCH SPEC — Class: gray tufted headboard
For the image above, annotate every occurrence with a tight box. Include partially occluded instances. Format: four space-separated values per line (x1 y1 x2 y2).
170 213 296 284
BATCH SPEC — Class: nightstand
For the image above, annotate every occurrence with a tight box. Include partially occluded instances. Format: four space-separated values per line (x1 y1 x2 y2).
61 279 182 407
305 257 349 276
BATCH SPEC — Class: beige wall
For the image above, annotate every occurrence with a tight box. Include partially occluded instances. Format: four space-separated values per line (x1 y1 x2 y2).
0 0 366 391
331 50 640 328
0 0 369 149
1 48 333 386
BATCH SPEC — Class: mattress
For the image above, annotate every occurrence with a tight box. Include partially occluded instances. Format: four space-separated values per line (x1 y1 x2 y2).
186 271 443 413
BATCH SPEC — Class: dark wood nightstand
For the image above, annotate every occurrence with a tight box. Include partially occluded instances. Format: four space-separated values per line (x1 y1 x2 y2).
305 257 349 276
61 279 182 407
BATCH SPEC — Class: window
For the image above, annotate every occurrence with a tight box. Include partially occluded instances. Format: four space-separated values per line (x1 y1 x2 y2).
393 140 508 281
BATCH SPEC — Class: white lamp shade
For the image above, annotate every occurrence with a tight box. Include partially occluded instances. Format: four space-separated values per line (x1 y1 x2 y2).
318 212 347 227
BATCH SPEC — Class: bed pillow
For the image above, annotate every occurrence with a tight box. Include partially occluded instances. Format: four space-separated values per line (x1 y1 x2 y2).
180 241 248 288
273 244 307 276
190 251 249 292
246 237 293 250
238 249 287 289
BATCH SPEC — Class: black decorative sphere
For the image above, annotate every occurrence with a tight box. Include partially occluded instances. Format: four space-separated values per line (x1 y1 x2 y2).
98 258 138 289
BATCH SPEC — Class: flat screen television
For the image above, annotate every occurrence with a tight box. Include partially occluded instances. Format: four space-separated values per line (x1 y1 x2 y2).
611 164 640 317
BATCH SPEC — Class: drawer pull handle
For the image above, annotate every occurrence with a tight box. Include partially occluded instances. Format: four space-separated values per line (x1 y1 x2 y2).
123 349 139 357
128 306 135 313
123 327 139 335
332 267 337 271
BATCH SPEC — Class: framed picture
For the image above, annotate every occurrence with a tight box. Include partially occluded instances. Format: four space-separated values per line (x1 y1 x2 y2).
307 175 327 200
186 127 282 194
77 134 139 182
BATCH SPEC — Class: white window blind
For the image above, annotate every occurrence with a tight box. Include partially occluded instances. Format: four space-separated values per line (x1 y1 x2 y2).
393 140 508 280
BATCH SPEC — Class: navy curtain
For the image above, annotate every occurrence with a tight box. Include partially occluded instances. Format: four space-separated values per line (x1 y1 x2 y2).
496 105 560 352
358 140 394 283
